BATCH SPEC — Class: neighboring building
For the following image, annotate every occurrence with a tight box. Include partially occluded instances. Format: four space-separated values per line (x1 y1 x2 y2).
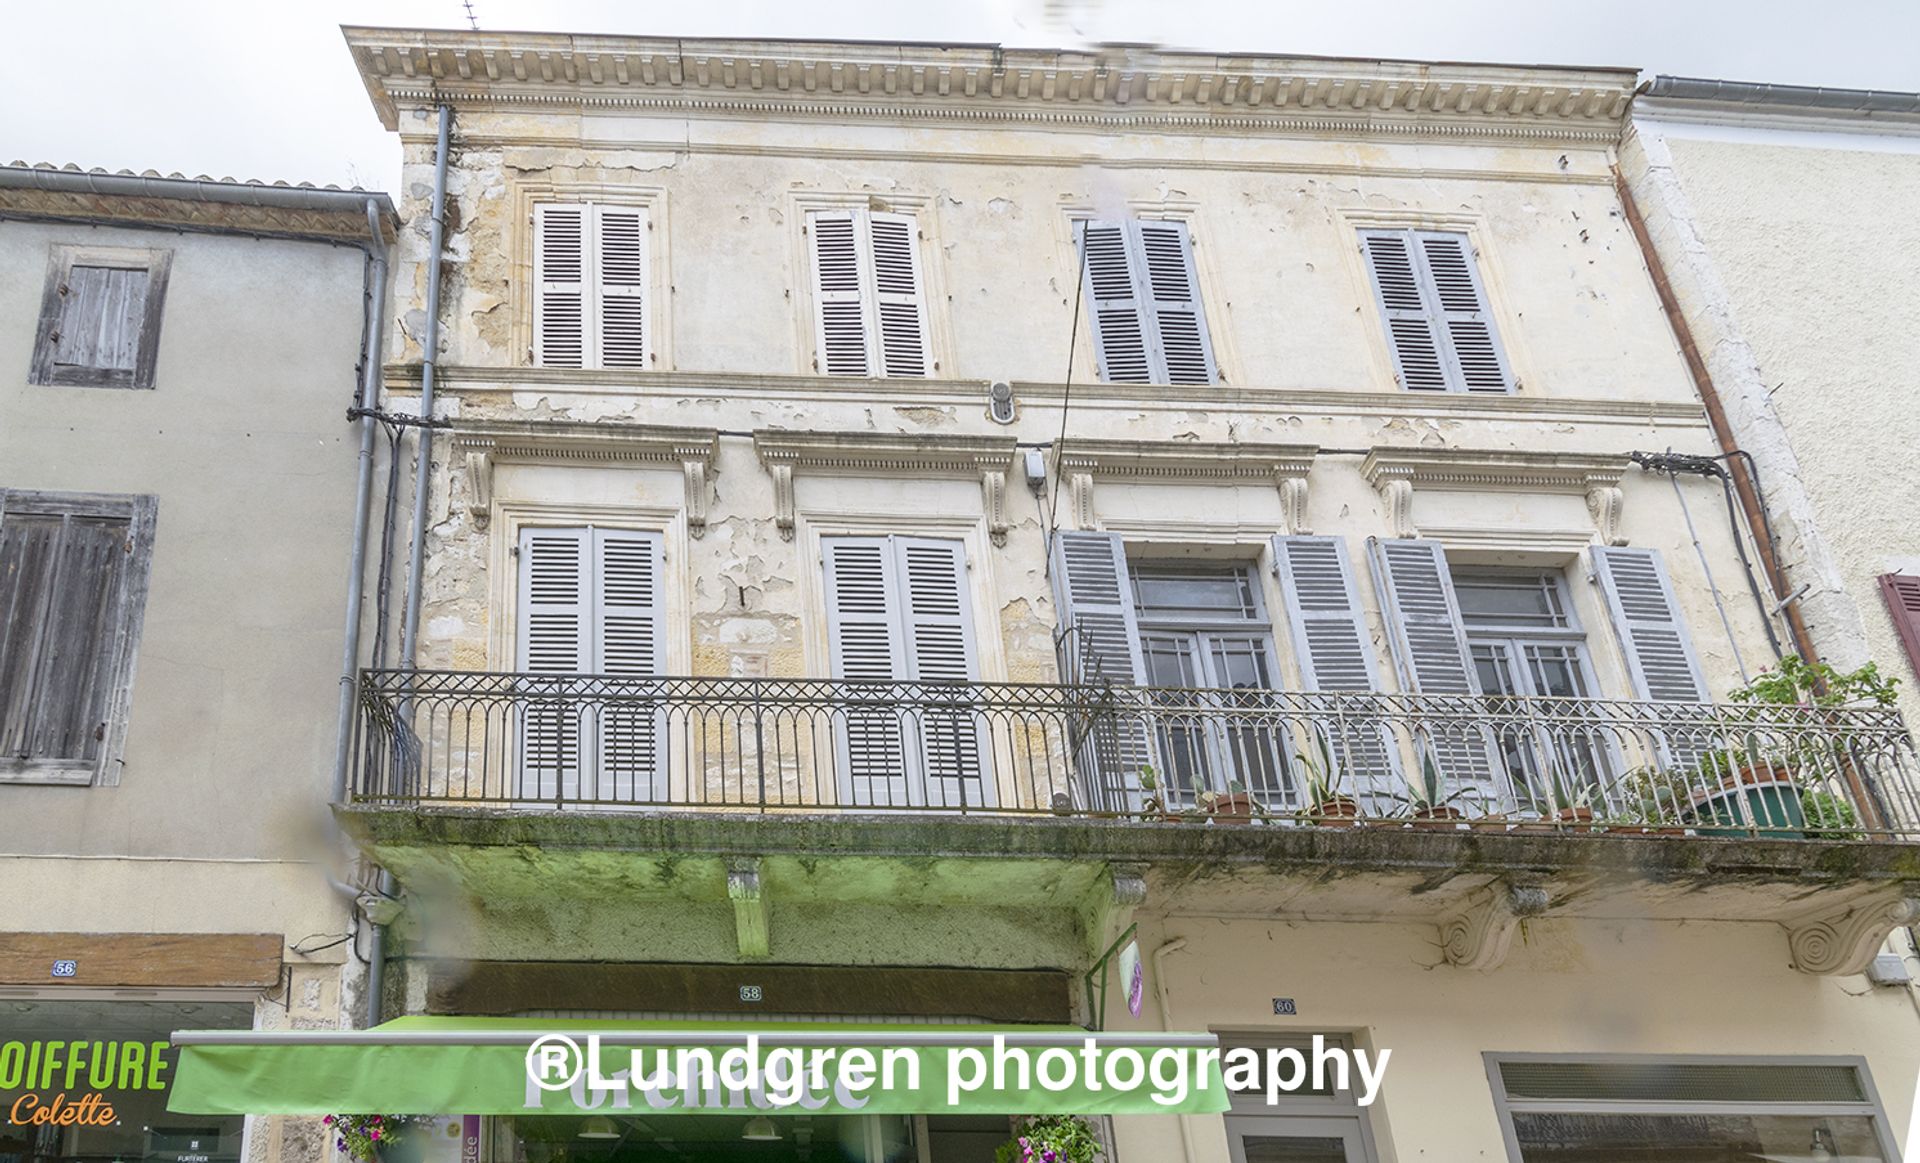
305 30 1920 1161
1622 77 1920 728
0 166 395 1163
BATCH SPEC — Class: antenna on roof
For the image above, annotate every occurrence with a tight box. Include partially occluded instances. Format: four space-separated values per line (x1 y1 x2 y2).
461 0 479 30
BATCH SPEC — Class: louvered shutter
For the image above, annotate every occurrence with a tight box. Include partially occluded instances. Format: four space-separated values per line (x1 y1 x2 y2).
824 537 909 805
1136 220 1216 385
1367 537 1499 789
1592 547 1708 703
1049 531 1149 810
533 204 588 368
1879 574 1920 680
1078 221 1151 384
1361 230 1449 392
593 529 665 802
809 211 870 376
517 527 591 799
869 212 930 378
1271 536 1401 798
594 205 649 369
896 538 986 806
0 513 127 768
1416 232 1511 393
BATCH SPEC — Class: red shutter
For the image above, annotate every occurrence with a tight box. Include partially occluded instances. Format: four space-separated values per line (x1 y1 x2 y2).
1879 573 1920 678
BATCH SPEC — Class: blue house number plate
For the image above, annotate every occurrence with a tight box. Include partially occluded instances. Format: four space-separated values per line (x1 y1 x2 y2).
51 960 78 978
1272 997 1297 1015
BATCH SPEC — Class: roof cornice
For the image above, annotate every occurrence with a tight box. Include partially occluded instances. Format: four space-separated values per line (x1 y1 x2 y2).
342 26 1636 144
0 165 397 246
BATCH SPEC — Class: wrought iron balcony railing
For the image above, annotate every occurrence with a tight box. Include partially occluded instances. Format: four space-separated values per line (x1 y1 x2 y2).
348 668 1920 838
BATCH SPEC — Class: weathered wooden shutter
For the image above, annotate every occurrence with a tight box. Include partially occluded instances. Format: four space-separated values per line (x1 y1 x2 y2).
1592 547 1708 703
809 211 870 376
1271 535 1401 797
896 537 985 805
869 212 930 378
1416 232 1511 393
1049 531 1148 810
1367 536 1497 788
1078 221 1151 384
533 204 588 368
1360 230 1448 392
592 529 665 801
54 266 149 374
516 527 591 798
1879 574 1920 680
1136 220 1216 384
593 205 649 369
0 513 128 768
823 537 909 804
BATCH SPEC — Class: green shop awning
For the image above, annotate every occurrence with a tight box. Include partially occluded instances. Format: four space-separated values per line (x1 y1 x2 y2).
170 1017 1228 1117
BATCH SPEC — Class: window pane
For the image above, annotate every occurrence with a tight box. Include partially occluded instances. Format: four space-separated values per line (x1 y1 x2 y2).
1513 1112 1886 1162
1525 645 1592 699
1130 562 1259 620
1241 1138 1352 1163
1454 571 1566 628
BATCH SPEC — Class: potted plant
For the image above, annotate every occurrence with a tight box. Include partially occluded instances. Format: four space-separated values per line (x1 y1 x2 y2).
325 1116 438 1163
1395 753 1470 829
1196 781 1259 824
997 1115 1103 1163
1801 788 1864 841
1137 765 1178 821
1608 767 1690 836
1294 735 1362 826
1689 656 1897 838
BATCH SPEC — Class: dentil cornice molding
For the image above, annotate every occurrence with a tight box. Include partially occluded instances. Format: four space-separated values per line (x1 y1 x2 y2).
449 419 719 535
1056 438 1318 533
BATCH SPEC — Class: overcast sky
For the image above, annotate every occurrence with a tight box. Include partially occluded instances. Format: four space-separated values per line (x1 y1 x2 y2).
6 0 1917 193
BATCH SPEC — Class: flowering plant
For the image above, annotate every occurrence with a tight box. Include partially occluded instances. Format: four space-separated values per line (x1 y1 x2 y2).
324 1115 433 1162
994 1115 1103 1163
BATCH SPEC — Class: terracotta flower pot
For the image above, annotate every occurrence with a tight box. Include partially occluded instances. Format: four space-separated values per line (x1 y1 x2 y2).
1309 795 1363 827
1208 791 1258 824
1409 805 1465 830
1556 806 1597 830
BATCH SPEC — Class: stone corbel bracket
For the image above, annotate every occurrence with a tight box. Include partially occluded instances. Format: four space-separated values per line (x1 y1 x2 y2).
1786 892 1920 977
449 419 720 536
1361 447 1629 542
1440 884 1550 971
1053 439 1320 532
726 857 770 960
752 430 1019 543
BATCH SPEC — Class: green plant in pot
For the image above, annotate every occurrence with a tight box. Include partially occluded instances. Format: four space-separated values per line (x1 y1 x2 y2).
1137 764 1171 820
996 1114 1103 1163
1394 752 1471 827
1294 735 1362 825
1609 765 1690 835
1195 780 1261 824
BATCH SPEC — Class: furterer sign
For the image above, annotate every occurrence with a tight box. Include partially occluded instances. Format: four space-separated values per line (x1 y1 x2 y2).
2 1039 173 1127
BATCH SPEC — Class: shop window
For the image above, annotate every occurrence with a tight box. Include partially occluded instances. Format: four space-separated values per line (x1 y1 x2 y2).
1487 1055 1900 1161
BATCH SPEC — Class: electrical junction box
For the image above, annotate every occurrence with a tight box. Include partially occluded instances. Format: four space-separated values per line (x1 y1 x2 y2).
1866 952 1912 986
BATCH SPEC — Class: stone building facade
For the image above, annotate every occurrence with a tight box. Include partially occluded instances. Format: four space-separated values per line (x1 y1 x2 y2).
333 30 1920 1162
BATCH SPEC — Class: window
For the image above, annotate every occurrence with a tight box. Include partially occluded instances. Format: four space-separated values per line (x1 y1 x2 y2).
805 209 930 378
822 536 986 808
515 526 665 802
1487 1055 1901 1162
1077 219 1217 385
1359 229 1511 394
1128 560 1288 803
0 490 156 785
1222 1034 1380 1163
533 202 650 369
30 245 171 389
1454 568 1611 803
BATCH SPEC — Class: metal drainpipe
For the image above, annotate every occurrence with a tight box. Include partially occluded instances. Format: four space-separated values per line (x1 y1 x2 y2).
367 103 453 1028
330 199 390 806
1150 938 1199 1163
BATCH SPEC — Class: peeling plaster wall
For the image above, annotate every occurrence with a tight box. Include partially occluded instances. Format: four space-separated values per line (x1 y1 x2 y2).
1623 116 1920 726
383 104 1795 707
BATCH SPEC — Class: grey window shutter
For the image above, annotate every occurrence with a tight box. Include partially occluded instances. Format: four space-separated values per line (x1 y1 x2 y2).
516 526 592 799
533 204 588 368
594 205 649 369
1049 530 1148 810
1271 535 1401 797
1366 536 1499 789
1048 531 1146 686
0 513 127 766
54 266 150 374
1078 221 1152 384
823 537 909 805
895 537 986 806
1361 230 1449 392
1415 232 1512 393
1135 220 1217 385
592 529 665 801
1592 547 1708 703
809 211 870 376
869 212 931 378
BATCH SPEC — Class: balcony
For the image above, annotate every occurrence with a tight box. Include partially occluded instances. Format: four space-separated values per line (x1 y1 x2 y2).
347 668 1920 839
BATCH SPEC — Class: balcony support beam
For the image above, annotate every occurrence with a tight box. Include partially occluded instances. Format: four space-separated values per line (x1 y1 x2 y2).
1786 892 1920 977
727 858 771 960
1440 884 1550 971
